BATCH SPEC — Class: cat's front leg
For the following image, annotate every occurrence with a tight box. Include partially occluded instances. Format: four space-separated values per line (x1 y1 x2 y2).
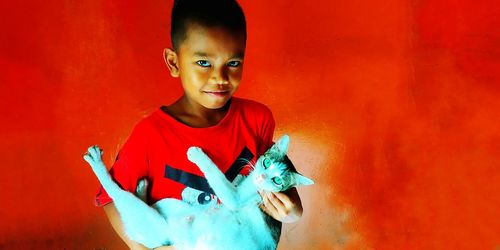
186 147 211 172
187 147 239 210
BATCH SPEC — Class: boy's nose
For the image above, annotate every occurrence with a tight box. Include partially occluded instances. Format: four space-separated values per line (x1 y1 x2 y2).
211 75 228 85
210 68 229 84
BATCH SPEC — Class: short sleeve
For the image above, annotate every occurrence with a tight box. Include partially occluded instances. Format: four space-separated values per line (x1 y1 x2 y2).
94 122 150 206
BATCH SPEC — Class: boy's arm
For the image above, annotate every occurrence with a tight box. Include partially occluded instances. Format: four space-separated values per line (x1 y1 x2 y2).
103 203 176 250
260 187 303 223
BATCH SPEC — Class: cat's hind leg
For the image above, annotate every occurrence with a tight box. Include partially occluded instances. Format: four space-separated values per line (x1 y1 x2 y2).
83 146 104 172
84 146 171 248
84 146 123 198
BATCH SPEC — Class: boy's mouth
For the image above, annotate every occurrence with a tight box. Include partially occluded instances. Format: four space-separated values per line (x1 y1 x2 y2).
202 90 230 97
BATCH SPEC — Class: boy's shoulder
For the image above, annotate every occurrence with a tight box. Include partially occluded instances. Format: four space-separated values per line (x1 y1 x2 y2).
232 97 273 117
232 97 275 128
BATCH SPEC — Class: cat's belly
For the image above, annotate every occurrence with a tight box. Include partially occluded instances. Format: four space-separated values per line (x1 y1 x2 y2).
191 207 273 249
153 198 200 217
153 199 275 250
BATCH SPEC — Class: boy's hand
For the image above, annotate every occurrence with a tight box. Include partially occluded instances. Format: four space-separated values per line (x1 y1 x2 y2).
154 246 176 250
259 188 303 223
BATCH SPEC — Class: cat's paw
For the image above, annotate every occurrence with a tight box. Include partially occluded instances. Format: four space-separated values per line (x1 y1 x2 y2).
187 146 205 164
83 145 104 166
135 178 149 202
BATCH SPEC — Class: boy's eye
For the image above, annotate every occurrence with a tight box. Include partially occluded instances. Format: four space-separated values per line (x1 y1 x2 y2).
263 158 271 169
227 61 241 67
196 60 211 67
272 177 282 185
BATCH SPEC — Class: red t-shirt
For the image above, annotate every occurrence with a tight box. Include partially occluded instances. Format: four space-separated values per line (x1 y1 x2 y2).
95 97 275 206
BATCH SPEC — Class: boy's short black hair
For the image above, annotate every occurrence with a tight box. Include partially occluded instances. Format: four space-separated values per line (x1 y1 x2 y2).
171 0 247 51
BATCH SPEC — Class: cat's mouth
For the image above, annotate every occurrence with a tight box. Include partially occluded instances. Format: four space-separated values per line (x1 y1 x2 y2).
254 173 266 185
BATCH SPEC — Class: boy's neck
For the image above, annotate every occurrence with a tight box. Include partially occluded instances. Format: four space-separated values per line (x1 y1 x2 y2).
163 96 231 128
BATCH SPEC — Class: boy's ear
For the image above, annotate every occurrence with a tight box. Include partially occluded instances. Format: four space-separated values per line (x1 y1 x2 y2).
163 48 180 77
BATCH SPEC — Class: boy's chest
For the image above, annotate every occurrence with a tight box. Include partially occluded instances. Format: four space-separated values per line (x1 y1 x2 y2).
145 126 260 203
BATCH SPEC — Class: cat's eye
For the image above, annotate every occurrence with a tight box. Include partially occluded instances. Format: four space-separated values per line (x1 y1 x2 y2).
263 158 271 169
272 177 282 185
196 60 211 67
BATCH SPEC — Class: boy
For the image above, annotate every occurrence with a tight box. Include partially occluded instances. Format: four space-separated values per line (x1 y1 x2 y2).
95 0 304 249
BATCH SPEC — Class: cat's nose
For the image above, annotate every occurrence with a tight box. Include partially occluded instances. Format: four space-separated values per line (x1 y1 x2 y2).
256 173 266 183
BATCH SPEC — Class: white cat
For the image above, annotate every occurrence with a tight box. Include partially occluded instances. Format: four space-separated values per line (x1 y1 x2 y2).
84 135 314 250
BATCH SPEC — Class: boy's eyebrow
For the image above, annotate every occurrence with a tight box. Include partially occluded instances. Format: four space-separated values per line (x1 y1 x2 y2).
193 51 244 59
232 52 244 59
194 51 210 57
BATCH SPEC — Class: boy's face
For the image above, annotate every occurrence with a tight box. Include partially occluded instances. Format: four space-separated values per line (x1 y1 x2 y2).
166 23 246 110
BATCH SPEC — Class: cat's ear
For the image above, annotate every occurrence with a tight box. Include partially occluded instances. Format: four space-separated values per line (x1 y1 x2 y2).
273 134 290 154
292 172 314 186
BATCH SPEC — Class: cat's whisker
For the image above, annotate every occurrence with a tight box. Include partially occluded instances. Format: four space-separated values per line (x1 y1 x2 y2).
236 158 256 171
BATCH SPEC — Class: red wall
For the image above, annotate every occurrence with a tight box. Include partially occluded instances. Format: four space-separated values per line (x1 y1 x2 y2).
1 0 499 249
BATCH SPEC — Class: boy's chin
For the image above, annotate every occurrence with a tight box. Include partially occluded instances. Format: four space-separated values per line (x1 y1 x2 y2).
201 97 232 110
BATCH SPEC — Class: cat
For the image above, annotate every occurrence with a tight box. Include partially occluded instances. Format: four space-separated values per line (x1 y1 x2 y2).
84 135 314 250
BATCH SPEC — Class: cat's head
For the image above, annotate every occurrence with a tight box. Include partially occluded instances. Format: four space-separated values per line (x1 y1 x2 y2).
252 135 314 192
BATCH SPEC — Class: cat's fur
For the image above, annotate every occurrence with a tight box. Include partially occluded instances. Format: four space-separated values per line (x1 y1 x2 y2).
84 135 314 250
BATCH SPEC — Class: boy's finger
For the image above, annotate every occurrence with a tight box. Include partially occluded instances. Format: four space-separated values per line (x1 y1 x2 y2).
262 198 278 217
273 192 291 205
267 193 285 212
261 191 269 205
